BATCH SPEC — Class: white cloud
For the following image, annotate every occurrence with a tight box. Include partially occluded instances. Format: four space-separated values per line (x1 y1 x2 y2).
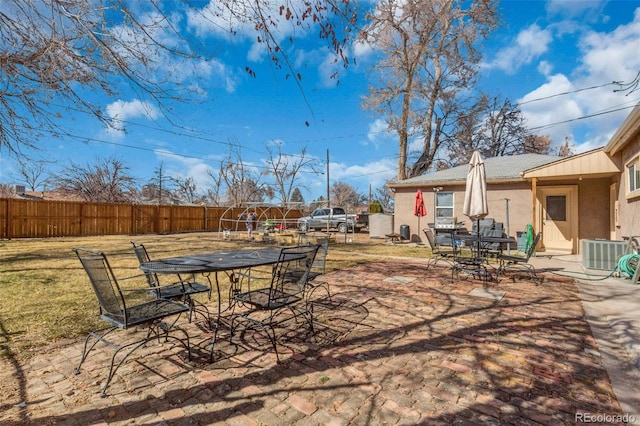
318 52 343 88
186 1 306 63
154 149 216 190
517 6 640 151
365 119 396 149
329 157 397 195
104 100 160 138
484 24 553 74
519 73 582 145
546 0 607 21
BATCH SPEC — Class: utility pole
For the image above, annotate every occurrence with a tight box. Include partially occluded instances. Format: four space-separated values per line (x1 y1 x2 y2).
326 149 330 233
326 149 330 209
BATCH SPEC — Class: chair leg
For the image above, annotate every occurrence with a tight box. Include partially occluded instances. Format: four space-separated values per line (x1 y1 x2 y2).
207 320 220 363
75 326 118 376
305 279 331 304
230 312 282 362
185 296 211 323
101 326 190 397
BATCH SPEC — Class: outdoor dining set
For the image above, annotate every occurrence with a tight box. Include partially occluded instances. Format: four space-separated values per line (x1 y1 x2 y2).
72 238 330 397
423 225 543 284
415 150 543 285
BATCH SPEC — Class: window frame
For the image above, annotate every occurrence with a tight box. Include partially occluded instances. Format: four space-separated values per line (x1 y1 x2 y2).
435 191 454 218
625 156 640 197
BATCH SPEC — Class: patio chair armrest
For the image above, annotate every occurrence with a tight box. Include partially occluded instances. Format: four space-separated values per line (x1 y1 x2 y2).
119 281 186 295
118 272 153 281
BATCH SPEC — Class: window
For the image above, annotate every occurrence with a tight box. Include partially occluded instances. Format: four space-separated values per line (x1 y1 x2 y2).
627 158 640 194
546 195 567 221
435 192 454 218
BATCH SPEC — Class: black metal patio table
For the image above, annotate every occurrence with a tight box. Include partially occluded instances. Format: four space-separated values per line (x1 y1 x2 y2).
140 248 303 311
451 234 516 282
139 248 307 360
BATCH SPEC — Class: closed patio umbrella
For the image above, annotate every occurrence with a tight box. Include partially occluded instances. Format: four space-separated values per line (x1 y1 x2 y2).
463 151 489 253
415 189 427 242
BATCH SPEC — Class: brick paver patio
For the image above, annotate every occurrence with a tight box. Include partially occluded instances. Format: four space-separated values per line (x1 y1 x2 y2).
0 260 627 425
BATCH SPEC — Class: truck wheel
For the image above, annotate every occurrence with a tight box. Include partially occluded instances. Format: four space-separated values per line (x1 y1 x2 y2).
337 223 348 233
298 222 309 232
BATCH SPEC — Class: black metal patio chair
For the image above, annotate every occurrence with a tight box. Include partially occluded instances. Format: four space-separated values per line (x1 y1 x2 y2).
230 245 319 362
304 237 332 303
73 248 191 397
131 241 211 322
423 228 459 269
498 232 543 284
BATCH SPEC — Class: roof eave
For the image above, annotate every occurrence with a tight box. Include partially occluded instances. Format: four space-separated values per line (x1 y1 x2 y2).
604 103 640 155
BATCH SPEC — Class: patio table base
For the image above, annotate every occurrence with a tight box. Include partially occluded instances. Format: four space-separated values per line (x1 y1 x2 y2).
452 258 494 283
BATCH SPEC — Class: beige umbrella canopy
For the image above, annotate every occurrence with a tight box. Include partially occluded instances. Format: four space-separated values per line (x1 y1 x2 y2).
463 151 489 221
463 151 488 256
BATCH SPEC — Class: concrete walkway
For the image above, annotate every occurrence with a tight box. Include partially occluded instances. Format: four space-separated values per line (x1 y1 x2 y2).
529 254 640 424
0 256 637 425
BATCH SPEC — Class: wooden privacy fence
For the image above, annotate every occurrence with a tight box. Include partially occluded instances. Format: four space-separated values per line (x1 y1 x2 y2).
0 198 302 239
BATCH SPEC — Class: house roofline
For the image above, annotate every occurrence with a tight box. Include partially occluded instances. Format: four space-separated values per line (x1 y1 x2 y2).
519 147 604 176
389 177 525 189
604 103 640 155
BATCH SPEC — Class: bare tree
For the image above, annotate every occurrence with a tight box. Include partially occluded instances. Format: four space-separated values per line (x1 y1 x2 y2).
290 187 305 204
209 143 267 206
555 136 575 157
140 163 173 205
16 160 51 191
1 1 358 157
206 164 225 207
361 0 500 180
374 180 395 212
51 157 136 202
446 95 546 165
0 184 15 198
330 181 363 206
172 176 205 205
263 143 319 205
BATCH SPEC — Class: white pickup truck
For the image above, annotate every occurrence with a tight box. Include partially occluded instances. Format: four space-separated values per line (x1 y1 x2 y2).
297 207 363 233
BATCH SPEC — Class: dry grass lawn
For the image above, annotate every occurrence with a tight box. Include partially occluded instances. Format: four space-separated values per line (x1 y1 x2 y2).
0 231 432 361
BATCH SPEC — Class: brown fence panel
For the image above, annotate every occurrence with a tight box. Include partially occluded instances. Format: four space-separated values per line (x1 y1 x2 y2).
0 198 7 239
80 203 133 235
0 198 303 239
4 199 83 238
132 205 157 234
171 205 206 233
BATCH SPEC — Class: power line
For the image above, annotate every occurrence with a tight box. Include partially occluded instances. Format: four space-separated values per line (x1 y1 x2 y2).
517 82 618 106
529 102 639 132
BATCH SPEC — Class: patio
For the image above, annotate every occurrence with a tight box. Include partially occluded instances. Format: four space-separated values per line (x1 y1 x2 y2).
0 259 630 425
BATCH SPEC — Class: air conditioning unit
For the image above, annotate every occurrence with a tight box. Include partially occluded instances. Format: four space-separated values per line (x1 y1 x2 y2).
582 239 628 270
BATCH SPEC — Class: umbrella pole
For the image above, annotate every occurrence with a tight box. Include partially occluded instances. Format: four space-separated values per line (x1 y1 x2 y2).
476 218 481 259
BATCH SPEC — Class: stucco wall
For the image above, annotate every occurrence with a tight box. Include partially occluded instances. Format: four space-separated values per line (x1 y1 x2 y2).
392 177 613 249
619 134 640 239
391 182 533 243
576 178 611 240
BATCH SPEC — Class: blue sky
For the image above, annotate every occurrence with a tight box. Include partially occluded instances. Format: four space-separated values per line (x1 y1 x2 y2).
2 0 640 203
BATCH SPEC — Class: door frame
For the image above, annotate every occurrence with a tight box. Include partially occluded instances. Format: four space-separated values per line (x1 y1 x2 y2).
610 182 618 240
536 185 579 254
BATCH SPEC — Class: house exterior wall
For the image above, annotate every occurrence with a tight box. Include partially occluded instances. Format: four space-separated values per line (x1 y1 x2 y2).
617 135 640 239
577 178 611 240
391 177 612 251
391 182 533 242
535 178 611 242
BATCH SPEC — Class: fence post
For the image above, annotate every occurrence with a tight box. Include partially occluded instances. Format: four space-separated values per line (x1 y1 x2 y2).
130 204 135 235
6 198 12 239
79 202 84 236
